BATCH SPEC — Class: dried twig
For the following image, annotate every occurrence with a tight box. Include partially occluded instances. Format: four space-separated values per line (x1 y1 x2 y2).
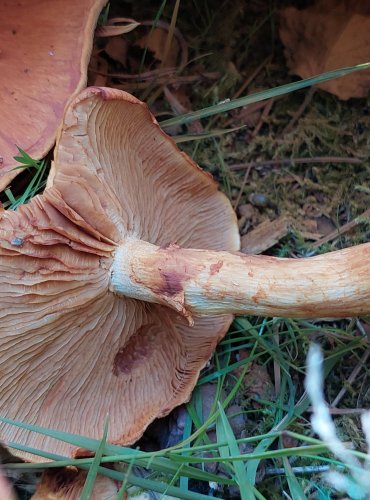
232 164 252 209
252 98 274 137
233 56 272 100
281 87 316 136
228 156 362 171
307 407 366 416
331 349 370 408
312 208 370 248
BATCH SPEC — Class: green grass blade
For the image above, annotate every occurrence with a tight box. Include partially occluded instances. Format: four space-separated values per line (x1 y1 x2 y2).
245 340 352 485
2 417 227 484
13 147 37 166
217 402 255 500
179 409 193 492
282 455 307 500
5 448 236 482
12 160 46 209
173 126 244 143
0 416 110 453
93 465 212 500
160 62 370 127
116 456 135 500
215 407 234 476
5 445 217 500
4 189 16 205
80 417 108 500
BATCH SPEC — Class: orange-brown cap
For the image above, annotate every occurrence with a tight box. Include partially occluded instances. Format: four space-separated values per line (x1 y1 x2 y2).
32 469 119 499
0 0 107 191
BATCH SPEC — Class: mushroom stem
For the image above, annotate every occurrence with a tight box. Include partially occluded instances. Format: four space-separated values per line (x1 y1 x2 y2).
111 240 370 319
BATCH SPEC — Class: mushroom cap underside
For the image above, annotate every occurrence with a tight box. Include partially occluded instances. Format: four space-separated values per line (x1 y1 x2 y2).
0 0 107 191
0 88 239 458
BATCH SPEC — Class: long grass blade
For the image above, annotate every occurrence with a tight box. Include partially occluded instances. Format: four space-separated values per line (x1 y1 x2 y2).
80 417 108 500
282 454 307 500
160 62 370 127
0 417 224 483
217 402 255 500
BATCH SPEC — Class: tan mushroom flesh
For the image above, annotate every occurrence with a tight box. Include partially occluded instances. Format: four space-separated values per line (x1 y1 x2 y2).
0 0 107 191
0 87 369 458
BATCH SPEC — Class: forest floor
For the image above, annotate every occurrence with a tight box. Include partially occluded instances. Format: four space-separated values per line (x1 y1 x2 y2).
3 0 370 498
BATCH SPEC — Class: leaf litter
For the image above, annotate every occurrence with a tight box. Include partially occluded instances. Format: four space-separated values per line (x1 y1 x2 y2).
280 0 370 99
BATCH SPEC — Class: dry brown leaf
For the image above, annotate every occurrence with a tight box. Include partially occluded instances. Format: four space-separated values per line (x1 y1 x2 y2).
104 37 128 65
136 27 180 67
241 216 291 255
233 350 275 403
316 215 336 236
280 0 370 99
89 55 109 87
298 218 323 241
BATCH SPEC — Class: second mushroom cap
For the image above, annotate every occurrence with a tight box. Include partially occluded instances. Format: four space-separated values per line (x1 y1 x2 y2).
0 87 238 457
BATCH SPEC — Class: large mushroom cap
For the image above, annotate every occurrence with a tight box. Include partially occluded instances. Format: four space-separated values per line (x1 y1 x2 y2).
0 87 239 457
0 0 107 191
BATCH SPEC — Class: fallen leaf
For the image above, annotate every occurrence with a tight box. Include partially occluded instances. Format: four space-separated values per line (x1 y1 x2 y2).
238 203 257 231
316 215 336 236
298 218 323 241
233 350 275 403
239 203 256 219
89 55 108 87
241 216 291 254
280 0 370 99
301 218 318 234
104 37 128 66
136 27 180 67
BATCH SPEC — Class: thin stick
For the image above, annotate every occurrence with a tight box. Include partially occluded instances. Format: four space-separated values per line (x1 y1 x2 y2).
273 325 281 396
228 156 362 171
266 465 332 476
281 87 316 136
312 208 370 248
233 56 272 100
331 349 370 408
307 407 366 416
160 0 181 70
252 98 274 137
233 164 252 209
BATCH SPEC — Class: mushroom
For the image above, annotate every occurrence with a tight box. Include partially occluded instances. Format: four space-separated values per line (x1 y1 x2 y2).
0 0 107 191
0 87 369 458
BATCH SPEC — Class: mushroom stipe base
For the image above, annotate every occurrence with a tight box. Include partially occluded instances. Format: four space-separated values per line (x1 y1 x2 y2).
111 239 370 321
